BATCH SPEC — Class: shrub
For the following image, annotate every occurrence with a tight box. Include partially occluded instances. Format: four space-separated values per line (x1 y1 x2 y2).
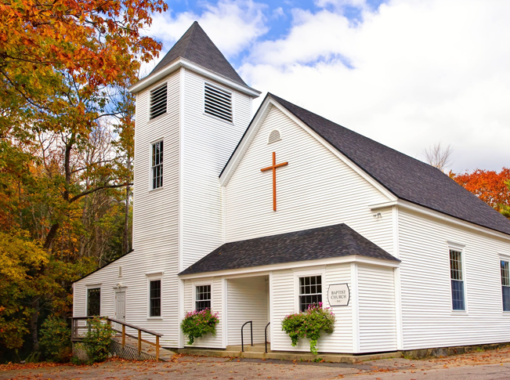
39 316 72 362
83 317 114 363
180 308 219 345
281 303 335 355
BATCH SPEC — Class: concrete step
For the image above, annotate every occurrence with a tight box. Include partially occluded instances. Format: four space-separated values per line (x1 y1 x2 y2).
227 344 270 353
178 347 400 364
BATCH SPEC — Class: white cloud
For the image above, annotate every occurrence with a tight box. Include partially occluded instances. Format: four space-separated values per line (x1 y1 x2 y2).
241 0 510 172
141 0 268 76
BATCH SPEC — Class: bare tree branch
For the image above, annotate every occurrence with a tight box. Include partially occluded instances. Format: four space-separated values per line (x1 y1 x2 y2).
425 143 453 172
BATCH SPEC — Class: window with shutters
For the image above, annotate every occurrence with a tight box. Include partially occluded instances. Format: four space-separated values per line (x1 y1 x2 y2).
204 83 232 122
151 140 163 189
150 83 167 120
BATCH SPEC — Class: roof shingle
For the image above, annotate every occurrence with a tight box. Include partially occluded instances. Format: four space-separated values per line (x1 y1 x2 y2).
179 224 399 276
150 22 247 87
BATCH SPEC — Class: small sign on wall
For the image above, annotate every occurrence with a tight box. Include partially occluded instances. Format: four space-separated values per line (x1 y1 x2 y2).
328 283 350 307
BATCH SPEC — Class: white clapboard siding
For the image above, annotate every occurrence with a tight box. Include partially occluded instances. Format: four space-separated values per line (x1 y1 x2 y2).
227 276 269 346
74 70 181 347
183 277 224 348
398 207 510 350
224 105 394 257
271 264 354 353
181 70 253 272
357 264 397 353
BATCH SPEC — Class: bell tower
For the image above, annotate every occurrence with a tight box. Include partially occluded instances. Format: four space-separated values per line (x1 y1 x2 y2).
129 22 260 347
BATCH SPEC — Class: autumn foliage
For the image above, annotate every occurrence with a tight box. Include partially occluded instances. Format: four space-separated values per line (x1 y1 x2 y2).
0 0 167 362
454 168 510 218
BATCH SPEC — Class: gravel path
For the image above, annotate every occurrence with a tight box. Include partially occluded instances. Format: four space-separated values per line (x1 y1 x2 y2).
2 346 510 379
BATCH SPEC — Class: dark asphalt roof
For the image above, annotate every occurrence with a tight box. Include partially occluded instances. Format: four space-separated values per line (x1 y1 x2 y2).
267 94 510 236
150 21 247 87
179 224 399 275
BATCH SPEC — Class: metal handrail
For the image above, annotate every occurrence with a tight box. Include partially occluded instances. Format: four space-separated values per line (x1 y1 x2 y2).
265 322 271 353
241 321 253 352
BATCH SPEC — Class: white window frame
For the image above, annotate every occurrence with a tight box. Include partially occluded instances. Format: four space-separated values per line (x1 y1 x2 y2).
146 273 163 319
193 282 212 312
447 242 468 314
86 284 102 317
202 81 235 125
293 268 325 313
499 253 510 313
150 139 164 191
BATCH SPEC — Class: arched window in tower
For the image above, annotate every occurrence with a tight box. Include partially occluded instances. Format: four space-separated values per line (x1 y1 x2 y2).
268 130 281 144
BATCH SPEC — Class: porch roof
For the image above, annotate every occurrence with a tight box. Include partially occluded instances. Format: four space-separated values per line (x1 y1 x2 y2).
179 223 399 276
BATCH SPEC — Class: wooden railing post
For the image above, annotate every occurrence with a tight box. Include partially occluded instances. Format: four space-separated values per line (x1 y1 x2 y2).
138 330 142 356
155 336 160 361
122 325 126 348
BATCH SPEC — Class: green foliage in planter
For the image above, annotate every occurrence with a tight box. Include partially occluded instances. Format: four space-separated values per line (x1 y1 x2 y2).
180 308 219 345
83 317 114 363
39 316 72 362
281 303 335 355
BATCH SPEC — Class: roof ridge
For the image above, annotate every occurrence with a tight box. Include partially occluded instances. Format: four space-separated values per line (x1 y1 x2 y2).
183 21 198 59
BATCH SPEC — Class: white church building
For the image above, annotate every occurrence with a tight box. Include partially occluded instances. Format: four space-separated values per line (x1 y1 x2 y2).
73 22 510 354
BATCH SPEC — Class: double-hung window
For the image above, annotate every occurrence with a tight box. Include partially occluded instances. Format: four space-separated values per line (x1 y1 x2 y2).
195 285 211 312
151 141 163 189
149 280 161 317
299 276 322 312
87 288 101 316
501 260 510 311
449 249 465 310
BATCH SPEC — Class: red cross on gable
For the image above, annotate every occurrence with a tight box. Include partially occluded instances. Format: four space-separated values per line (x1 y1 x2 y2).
260 152 288 211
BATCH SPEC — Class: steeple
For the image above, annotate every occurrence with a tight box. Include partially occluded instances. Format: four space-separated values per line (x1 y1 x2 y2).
151 21 247 86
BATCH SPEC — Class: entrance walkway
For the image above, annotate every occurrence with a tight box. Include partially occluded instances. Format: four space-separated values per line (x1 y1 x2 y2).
178 343 398 363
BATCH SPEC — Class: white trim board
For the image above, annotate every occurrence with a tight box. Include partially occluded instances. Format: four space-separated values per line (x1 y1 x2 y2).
129 58 261 98
370 200 510 243
179 255 400 280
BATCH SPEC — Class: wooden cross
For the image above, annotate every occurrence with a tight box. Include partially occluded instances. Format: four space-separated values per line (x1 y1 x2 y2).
260 152 288 211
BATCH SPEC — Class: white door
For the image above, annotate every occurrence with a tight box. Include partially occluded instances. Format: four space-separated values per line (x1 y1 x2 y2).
115 291 126 322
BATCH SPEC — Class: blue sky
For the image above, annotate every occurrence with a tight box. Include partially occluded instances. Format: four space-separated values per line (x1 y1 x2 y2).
144 0 510 172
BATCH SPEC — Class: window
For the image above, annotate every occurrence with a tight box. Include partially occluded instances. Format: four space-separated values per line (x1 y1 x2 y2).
450 249 465 310
87 288 101 316
150 83 167 120
149 280 161 317
195 285 211 312
204 83 232 122
501 260 510 311
151 141 163 189
299 276 322 312
268 130 281 144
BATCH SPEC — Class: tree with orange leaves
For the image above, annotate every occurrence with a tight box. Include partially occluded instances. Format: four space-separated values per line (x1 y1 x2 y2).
454 168 510 218
0 0 167 359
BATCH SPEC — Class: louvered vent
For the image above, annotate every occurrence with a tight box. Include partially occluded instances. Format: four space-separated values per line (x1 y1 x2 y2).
150 83 167 120
204 83 232 122
268 130 281 144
